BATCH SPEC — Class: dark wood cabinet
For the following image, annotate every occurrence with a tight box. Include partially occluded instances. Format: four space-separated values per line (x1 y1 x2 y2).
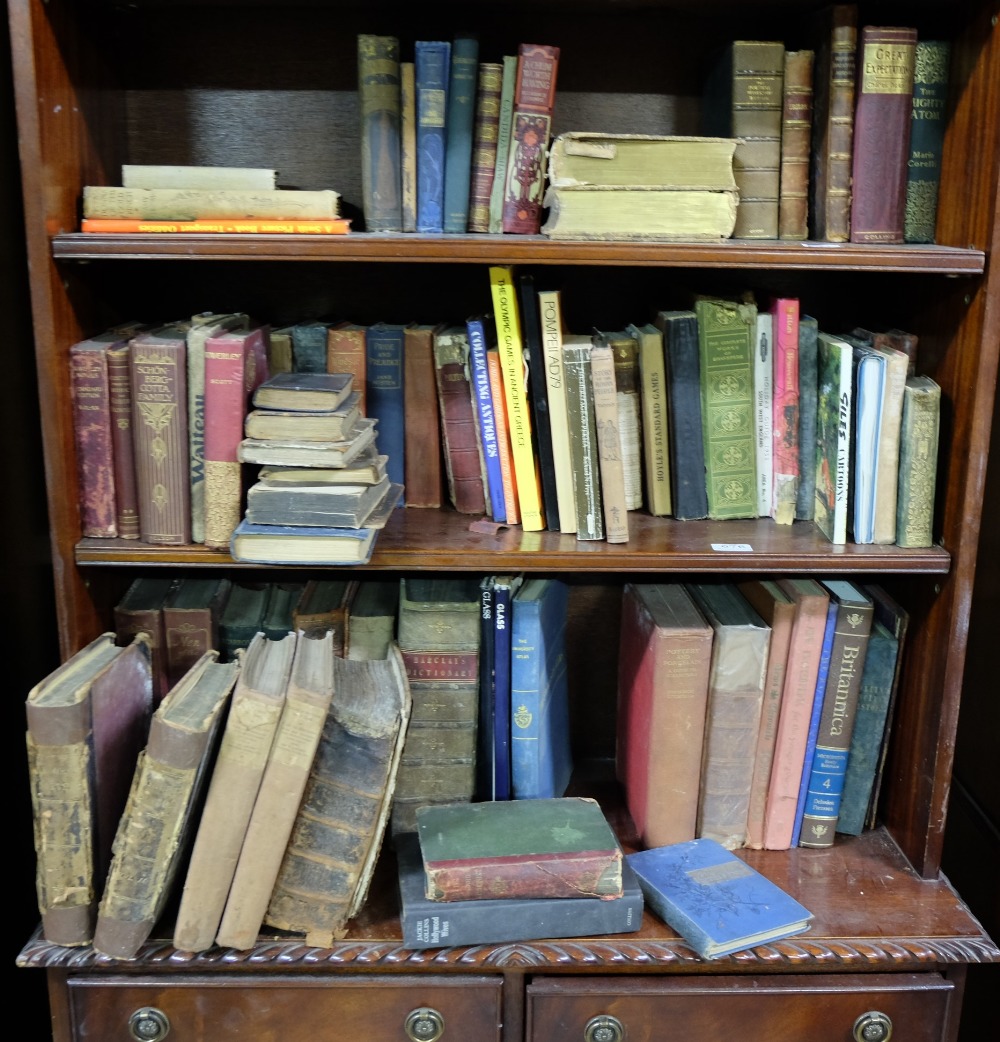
9 1 1000 1040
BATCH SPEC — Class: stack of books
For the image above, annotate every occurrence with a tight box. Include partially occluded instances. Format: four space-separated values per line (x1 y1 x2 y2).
80 165 350 235
231 372 401 564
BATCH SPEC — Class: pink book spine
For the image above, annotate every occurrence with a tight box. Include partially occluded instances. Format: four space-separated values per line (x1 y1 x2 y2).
107 343 141 538
70 345 118 537
770 297 800 525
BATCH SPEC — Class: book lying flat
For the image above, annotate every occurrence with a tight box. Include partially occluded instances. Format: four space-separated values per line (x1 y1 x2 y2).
626 837 813 959
416 797 623 901
396 833 643 949
257 452 387 487
252 371 354 412
245 474 392 529
237 417 377 469
244 391 362 441
229 518 379 565
81 218 351 234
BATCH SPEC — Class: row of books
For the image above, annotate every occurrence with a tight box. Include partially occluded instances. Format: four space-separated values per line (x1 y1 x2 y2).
358 35 559 235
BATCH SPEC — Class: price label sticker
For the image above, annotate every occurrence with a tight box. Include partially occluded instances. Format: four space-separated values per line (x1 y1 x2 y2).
711 543 753 552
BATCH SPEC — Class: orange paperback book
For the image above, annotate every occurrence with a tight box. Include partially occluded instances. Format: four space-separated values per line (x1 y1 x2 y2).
81 218 351 234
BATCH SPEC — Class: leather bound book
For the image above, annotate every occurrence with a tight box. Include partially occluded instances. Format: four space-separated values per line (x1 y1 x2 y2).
809 4 858 241
501 43 560 234
403 323 445 508
357 34 403 233
904 41 951 243
129 325 191 544
162 577 232 689
326 322 367 416
292 578 358 653
290 320 330 374
467 61 503 232
106 339 141 538
434 325 487 515
778 50 815 240
487 54 518 233
850 26 917 244
442 35 479 234
114 576 176 704
895 376 940 548
218 581 270 660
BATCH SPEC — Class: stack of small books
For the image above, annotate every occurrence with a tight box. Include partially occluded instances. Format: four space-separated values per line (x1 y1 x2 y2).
397 797 643 949
231 371 401 564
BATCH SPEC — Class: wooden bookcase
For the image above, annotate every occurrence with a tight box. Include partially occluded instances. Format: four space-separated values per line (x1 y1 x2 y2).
10 1 999 1040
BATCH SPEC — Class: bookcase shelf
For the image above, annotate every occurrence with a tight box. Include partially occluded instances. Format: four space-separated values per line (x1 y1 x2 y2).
53 233 987 273
11 0 1000 1038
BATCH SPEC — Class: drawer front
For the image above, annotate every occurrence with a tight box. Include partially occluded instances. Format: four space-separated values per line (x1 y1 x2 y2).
67 974 503 1042
527 973 954 1042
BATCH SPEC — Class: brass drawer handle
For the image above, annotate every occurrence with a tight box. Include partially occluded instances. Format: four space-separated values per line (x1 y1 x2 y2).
405 1007 445 1042
853 1011 893 1042
128 1007 170 1042
584 1014 625 1042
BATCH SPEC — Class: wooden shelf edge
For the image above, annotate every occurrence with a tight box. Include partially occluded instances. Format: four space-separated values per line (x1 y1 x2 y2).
75 512 952 573
51 233 986 273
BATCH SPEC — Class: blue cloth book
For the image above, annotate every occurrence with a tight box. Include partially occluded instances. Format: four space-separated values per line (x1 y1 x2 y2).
465 315 505 521
627 838 813 959
511 577 571 799
415 40 451 233
491 573 522 801
365 322 407 498
442 35 479 233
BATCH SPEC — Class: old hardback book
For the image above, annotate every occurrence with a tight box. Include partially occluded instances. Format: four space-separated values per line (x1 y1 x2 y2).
770 297 800 524
243 391 362 442
417 797 623 901
216 631 335 950
604 329 643 511
261 581 304 641
794 315 820 520
694 297 758 519
501 43 560 234
80 217 349 234
628 322 671 517
121 165 278 191
850 26 918 244
266 324 294 375
703 40 785 238
736 581 796 850
346 579 399 661
82 186 340 221
70 330 131 537
752 310 774 518
588 341 629 544
617 584 713 848
895 375 940 547
93 650 238 960
799 580 874 847
229 518 380 566
365 322 406 493
687 582 771 850
357 34 403 232
778 50 815 240
537 288 577 532
434 324 487 515
475 576 497 802
904 40 951 243
869 344 908 544
106 337 141 538
403 323 445 508
809 3 858 241
467 61 503 233
442 34 479 234
487 54 517 233
26 633 153 946
764 579 830 850
540 186 738 241
264 648 412 945
510 578 571 799
187 313 251 543
415 39 451 233
466 315 505 521
129 324 191 544
172 632 296 952
814 332 854 544
655 310 708 520
489 266 544 529
237 416 377 469
517 273 560 528
162 577 232 689
203 325 270 549
114 576 176 703
292 578 358 653
218 581 270 660
839 584 909 834
562 333 604 540
400 60 417 232
326 322 367 415
547 133 738 190
288 320 331 373
490 573 523 803
393 577 481 833
396 833 643 949
245 473 392 529
487 347 520 523
252 371 353 413
627 838 812 959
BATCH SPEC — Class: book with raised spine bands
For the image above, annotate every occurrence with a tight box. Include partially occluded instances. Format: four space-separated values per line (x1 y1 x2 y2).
357 34 402 232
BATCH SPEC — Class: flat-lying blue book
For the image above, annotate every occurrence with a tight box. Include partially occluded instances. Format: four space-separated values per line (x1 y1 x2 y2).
626 838 813 959
396 833 643 949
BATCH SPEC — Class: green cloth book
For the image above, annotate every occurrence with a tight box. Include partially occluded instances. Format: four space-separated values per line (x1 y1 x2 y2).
416 796 623 901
